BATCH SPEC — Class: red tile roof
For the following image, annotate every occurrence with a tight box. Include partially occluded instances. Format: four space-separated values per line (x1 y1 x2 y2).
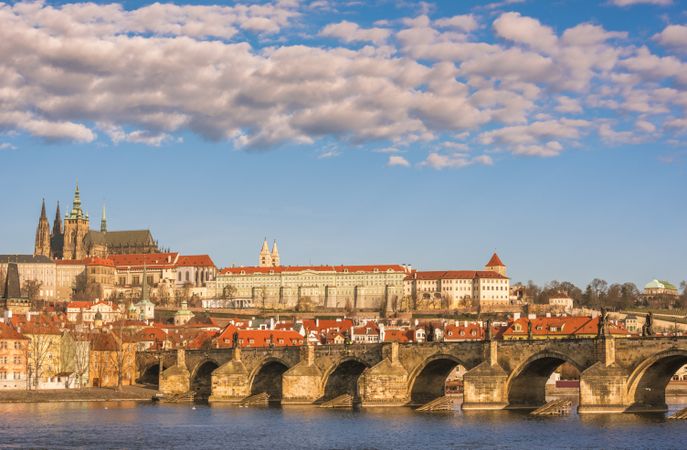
0 323 28 340
220 264 407 275
177 255 215 268
382 329 412 343
84 257 114 267
110 253 179 269
55 259 86 266
302 319 353 333
215 326 304 348
406 270 508 281
486 252 505 267
503 316 631 338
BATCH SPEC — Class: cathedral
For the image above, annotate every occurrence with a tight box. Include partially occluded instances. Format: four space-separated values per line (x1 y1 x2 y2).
34 183 159 260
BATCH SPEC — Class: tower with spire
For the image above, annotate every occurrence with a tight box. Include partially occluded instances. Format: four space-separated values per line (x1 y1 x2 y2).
100 204 107 233
259 238 273 267
33 199 51 257
61 181 90 260
50 201 64 258
271 240 280 267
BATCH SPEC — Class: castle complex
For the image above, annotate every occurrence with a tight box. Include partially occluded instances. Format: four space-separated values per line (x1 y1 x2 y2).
33 183 158 260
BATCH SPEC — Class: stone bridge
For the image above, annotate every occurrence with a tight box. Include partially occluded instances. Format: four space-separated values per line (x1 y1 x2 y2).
136 336 687 413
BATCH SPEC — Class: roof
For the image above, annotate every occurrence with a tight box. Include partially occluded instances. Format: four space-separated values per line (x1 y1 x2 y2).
503 316 630 338
302 319 353 333
84 257 114 267
0 255 53 264
406 270 508 281
110 252 179 269
2 263 22 299
0 323 28 340
645 279 677 290
85 230 156 249
220 264 407 275
382 329 412 343
215 326 304 348
90 332 119 351
486 252 505 267
177 255 215 268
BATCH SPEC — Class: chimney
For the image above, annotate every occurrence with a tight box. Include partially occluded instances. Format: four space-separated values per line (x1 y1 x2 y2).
26 311 31 322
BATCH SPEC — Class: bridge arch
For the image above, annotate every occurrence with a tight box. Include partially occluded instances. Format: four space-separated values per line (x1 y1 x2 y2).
408 354 467 406
320 356 370 403
190 359 220 402
138 363 161 387
249 357 291 403
625 349 687 412
507 350 583 409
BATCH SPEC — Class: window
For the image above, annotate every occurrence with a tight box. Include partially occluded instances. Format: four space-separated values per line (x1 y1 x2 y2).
13 372 20 380
0 342 6 349
0 372 6 380
13 342 20 349
13 356 21 364
185 272 190 282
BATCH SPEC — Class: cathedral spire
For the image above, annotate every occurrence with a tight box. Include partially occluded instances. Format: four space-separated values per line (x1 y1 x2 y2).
100 204 107 233
52 201 62 235
68 180 84 219
34 199 51 257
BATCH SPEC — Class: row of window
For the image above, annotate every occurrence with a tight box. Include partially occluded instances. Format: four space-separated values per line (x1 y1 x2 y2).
0 342 22 349
0 372 22 380
0 356 22 364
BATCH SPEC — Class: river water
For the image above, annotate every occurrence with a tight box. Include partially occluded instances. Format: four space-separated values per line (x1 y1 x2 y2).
1 399 687 449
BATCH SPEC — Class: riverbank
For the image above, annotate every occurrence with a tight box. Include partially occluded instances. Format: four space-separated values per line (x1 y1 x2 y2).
0 386 156 403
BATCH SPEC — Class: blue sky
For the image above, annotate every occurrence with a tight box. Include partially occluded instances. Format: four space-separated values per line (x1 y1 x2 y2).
0 0 685 288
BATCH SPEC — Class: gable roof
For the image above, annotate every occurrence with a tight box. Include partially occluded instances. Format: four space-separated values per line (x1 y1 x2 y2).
0 255 53 264
406 270 508 281
176 255 215 268
110 252 179 269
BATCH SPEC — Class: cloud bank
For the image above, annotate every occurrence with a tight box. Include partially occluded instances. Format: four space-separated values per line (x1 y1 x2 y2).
0 1 685 168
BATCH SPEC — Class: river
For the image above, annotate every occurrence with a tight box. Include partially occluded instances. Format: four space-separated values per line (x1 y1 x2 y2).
1 399 687 449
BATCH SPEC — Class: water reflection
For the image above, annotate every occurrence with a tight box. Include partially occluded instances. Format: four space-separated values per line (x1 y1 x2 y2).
1 400 687 449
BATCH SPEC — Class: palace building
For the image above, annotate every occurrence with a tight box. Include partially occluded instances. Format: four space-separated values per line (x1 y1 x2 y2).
213 240 407 311
33 183 159 260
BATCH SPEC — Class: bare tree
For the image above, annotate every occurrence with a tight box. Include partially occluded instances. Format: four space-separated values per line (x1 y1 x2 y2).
23 279 43 301
27 333 52 389
61 331 89 388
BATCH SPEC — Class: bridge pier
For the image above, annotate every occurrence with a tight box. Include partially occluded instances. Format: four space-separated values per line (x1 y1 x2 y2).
208 347 251 403
359 342 409 407
462 341 508 410
282 345 323 405
159 349 191 398
578 337 627 414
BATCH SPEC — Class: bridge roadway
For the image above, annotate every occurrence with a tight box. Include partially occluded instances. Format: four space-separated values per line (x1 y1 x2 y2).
136 336 687 413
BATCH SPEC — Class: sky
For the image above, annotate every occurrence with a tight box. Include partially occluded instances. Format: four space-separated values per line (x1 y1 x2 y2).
0 0 685 288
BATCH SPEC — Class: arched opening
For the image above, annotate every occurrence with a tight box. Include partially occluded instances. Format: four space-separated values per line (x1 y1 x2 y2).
138 364 160 388
508 355 581 409
251 360 289 403
321 359 369 403
627 352 687 413
409 357 466 406
191 360 219 403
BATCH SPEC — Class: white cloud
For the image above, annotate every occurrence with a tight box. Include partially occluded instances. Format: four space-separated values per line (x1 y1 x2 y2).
320 21 390 44
317 150 340 159
0 142 16 150
434 15 478 33
493 12 558 54
387 155 410 167
555 96 583 113
421 152 492 169
611 0 671 6
654 25 687 51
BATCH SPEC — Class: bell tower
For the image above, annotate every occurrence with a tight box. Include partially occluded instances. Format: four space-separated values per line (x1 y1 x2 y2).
259 238 273 267
271 240 280 267
62 181 90 260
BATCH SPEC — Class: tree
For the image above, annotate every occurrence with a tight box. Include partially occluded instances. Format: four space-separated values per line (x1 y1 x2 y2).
679 281 687 309
296 296 314 312
61 331 89 388
222 285 237 300
23 279 42 301
582 279 608 308
27 333 52 389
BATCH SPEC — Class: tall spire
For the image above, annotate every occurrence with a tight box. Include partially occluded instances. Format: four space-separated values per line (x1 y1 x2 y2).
34 199 51 257
68 180 84 220
100 204 107 233
259 237 273 267
52 201 62 235
141 262 149 302
271 240 280 267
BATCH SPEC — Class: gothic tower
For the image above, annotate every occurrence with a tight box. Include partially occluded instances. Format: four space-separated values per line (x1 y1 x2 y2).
259 238 272 267
62 182 90 260
33 199 51 257
271 240 280 267
50 201 64 259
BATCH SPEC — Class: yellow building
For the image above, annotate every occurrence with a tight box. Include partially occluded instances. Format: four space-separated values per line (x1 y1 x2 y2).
89 332 136 388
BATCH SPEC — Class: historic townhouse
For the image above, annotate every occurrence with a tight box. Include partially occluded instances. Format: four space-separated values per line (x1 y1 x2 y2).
404 253 511 309
0 323 28 390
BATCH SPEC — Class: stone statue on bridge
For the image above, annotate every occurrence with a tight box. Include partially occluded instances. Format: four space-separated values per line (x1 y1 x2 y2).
597 308 607 338
527 320 533 340
642 313 654 337
485 319 492 341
